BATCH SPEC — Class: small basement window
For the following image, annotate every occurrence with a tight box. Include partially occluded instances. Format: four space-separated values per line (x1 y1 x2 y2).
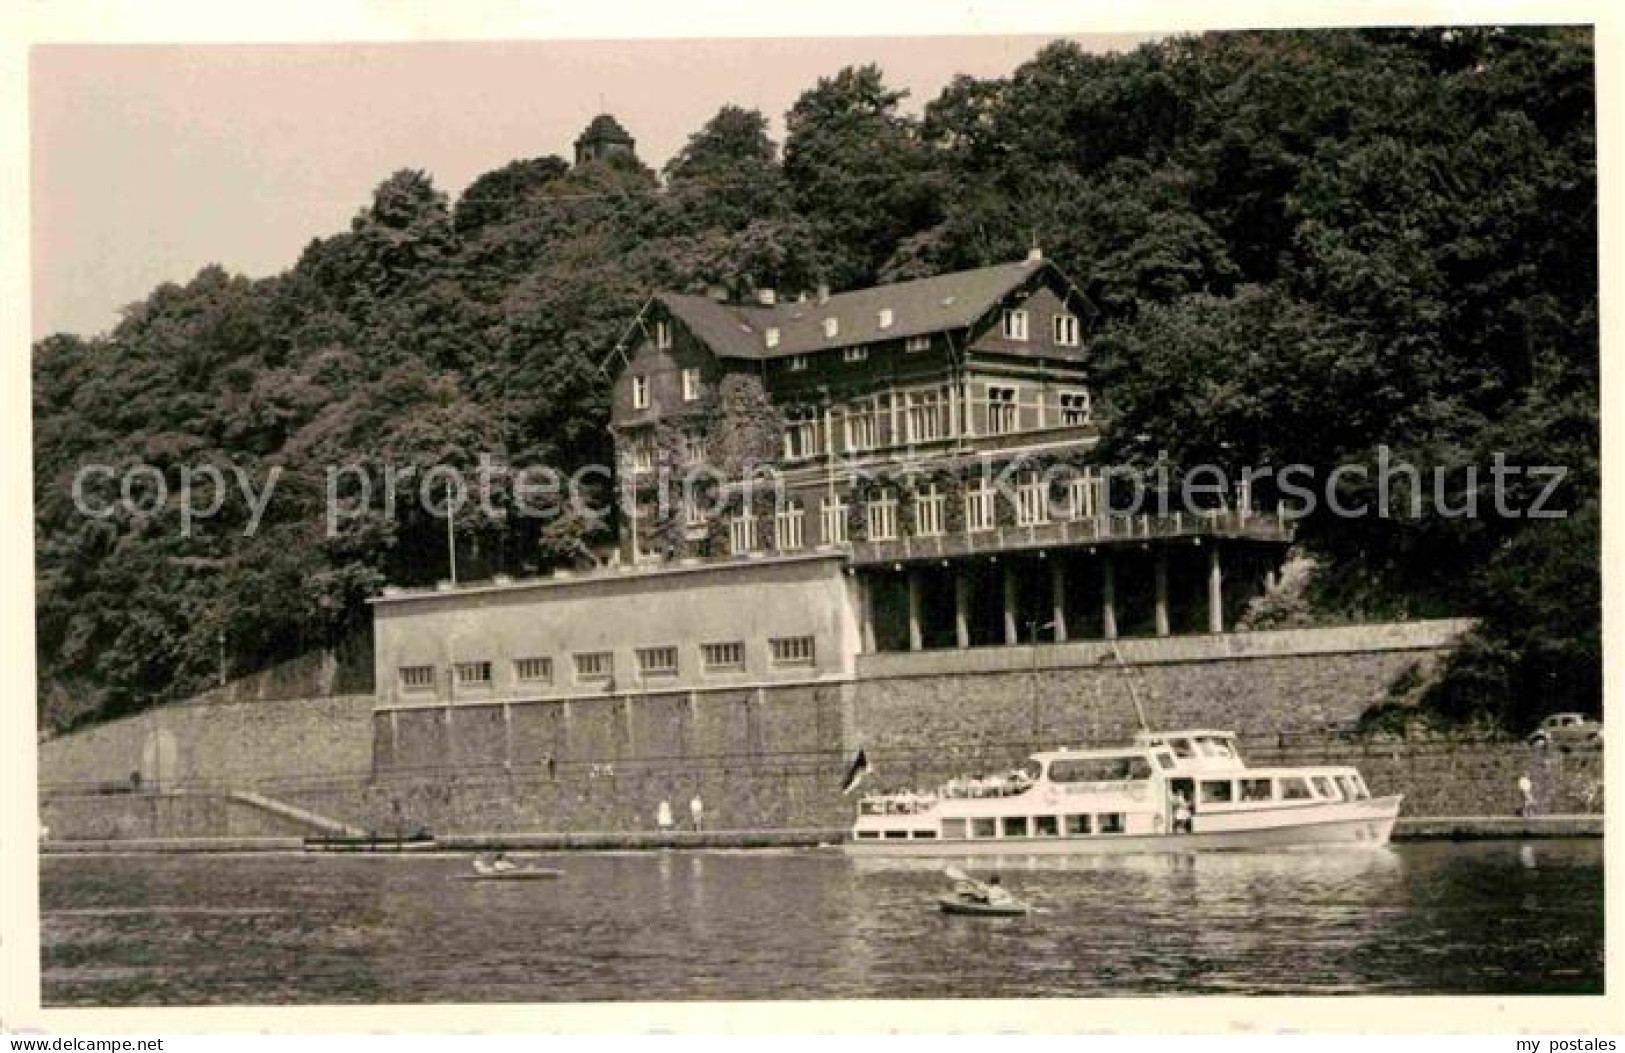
454 661 492 686
769 635 815 667
701 641 745 671
574 651 614 682
514 657 552 684
399 665 435 691
636 646 679 677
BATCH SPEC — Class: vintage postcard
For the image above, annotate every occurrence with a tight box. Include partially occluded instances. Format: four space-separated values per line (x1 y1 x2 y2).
4 0 1619 1037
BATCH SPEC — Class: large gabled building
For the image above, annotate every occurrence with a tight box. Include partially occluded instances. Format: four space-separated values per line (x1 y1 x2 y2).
601 251 1290 655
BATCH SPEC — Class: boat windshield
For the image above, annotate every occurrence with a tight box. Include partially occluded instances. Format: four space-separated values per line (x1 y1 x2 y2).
1195 735 1236 759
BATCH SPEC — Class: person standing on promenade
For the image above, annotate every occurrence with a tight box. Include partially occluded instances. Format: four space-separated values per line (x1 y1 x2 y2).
689 794 704 831
656 800 674 831
1517 774 1535 817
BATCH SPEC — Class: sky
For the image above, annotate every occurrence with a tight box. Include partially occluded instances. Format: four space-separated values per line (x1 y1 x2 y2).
29 34 1160 340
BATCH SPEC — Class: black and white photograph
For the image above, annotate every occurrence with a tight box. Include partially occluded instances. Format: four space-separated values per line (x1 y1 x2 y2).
4 0 1617 1037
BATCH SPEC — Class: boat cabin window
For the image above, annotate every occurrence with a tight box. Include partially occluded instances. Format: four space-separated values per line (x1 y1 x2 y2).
1154 750 1177 771
1350 775 1371 800
1278 776 1314 801
942 818 968 839
1048 755 1153 783
856 830 879 839
1196 736 1236 760
1098 813 1126 834
1312 776 1338 799
1034 815 1060 837
1065 815 1091 836
1239 778 1274 802
1003 816 1029 838
1334 775 1357 800
1169 738 1196 759
971 817 997 839
1199 780 1234 804
883 829 909 839
913 829 937 839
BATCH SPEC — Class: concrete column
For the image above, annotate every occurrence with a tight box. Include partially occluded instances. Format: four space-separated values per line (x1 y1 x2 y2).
1102 554 1118 640
1002 564 1019 645
1153 550 1170 637
1207 545 1224 634
858 574 877 654
1050 560 1068 642
503 703 514 771
907 569 924 652
954 567 971 649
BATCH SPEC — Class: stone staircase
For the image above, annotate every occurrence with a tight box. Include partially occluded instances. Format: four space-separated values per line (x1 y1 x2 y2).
227 789 367 838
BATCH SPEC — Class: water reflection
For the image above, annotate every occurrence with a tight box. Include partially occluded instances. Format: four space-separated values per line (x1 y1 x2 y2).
39 841 1601 1004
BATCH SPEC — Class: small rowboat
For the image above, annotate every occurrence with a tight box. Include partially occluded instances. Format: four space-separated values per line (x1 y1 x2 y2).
938 894 1031 917
460 861 564 881
936 865 1035 916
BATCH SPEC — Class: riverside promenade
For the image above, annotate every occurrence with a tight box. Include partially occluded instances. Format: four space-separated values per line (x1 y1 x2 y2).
37 814 1603 854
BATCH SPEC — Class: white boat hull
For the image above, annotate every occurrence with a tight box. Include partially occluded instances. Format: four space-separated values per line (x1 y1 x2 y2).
844 795 1402 858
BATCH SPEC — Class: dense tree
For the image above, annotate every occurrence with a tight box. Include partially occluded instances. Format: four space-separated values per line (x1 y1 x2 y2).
32 28 1597 735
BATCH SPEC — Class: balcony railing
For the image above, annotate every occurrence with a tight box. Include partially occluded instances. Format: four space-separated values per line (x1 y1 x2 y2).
848 509 1294 566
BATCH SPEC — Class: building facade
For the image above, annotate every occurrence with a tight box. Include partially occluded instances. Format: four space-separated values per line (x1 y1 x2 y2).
367 208 1294 799
601 250 1292 657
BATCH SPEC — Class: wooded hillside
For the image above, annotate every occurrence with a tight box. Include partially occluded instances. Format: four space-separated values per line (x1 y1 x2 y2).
33 29 1597 735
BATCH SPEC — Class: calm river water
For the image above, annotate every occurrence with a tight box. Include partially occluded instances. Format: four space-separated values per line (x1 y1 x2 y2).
40 840 1602 1004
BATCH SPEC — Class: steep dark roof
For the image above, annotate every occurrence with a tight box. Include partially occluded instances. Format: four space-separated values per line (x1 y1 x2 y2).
656 258 1067 362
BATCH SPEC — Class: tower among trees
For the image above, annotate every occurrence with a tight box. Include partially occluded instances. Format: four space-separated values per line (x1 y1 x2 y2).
574 114 638 166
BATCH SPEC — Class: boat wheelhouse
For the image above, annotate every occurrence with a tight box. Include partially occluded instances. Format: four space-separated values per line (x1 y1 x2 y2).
846 729 1401 856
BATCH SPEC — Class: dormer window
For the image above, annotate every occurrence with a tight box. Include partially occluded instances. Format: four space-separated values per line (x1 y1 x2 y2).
1002 309 1030 341
789 355 809 372
843 345 869 363
878 308 894 329
1053 313 1080 346
682 367 701 402
655 321 673 349
823 317 840 339
765 327 781 349
632 375 649 410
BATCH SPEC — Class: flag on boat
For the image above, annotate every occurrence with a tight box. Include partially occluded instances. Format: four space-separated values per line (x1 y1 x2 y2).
841 748 870 795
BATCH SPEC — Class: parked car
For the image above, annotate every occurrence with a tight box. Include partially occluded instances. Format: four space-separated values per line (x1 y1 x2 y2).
1527 712 1602 748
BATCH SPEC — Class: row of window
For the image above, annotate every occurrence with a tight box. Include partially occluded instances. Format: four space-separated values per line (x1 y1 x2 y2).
630 366 704 412
1000 309 1080 346
1194 774 1369 805
854 813 1128 841
644 307 1080 401
397 636 816 692
631 386 1093 470
724 474 1108 554
781 388 1093 461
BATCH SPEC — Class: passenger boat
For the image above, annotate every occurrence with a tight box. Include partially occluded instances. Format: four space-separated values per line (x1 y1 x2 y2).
846 729 1401 857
